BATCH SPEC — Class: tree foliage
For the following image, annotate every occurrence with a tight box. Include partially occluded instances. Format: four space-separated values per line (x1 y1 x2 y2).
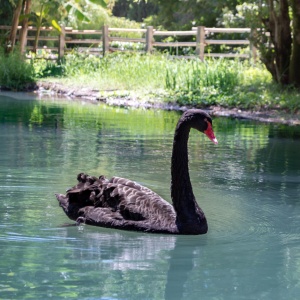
219 1 300 87
142 0 245 29
289 0 300 87
0 0 14 25
112 0 158 22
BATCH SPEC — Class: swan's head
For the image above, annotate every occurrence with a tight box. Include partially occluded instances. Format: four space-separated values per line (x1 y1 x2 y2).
182 109 218 144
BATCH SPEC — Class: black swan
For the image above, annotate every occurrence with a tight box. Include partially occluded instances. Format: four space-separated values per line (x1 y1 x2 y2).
56 109 218 234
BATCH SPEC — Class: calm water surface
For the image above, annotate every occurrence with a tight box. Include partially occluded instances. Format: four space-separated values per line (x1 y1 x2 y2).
0 93 300 299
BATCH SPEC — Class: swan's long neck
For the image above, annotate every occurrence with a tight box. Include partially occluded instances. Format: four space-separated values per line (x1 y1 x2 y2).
171 120 207 234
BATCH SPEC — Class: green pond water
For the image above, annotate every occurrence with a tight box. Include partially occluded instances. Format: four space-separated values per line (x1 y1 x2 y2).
0 93 300 300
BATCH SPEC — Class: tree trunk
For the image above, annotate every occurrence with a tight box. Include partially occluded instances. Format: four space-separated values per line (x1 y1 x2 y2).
6 0 24 53
267 0 292 85
33 5 44 54
19 0 32 53
33 25 41 54
290 0 300 87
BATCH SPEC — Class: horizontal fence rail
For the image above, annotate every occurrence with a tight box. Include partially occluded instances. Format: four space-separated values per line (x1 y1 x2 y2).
0 25 257 61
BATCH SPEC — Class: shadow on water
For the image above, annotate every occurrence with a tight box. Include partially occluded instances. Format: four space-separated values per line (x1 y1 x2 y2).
57 225 204 300
164 236 201 300
253 134 300 205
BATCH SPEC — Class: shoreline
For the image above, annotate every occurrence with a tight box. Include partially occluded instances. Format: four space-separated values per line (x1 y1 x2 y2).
2 81 300 126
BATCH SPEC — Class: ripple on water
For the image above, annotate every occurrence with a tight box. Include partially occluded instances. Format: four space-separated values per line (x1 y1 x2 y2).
0 229 78 243
205 187 292 246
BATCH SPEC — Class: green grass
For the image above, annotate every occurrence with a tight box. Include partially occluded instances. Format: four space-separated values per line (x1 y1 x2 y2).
35 52 168 92
2 48 299 113
38 52 299 112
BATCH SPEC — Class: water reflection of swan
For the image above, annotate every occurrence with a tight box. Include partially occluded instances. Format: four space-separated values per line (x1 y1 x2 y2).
61 229 176 269
56 110 217 234
104 234 176 271
61 228 197 300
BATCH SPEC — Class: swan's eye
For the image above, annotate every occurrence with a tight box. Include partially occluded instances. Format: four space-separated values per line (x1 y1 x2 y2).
204 120 218 144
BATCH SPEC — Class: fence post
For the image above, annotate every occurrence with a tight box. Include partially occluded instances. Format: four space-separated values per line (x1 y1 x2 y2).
146 26 154 53
58 25 65 60
250 28 257 63
196 26 205 61
250 43 257 63
102 25 109 56
19 26 28 53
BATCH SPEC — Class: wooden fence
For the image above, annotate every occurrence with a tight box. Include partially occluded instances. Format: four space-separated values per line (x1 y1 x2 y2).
0 25 257 61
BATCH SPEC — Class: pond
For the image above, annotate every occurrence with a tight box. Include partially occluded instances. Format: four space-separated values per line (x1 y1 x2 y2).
0 93 300 299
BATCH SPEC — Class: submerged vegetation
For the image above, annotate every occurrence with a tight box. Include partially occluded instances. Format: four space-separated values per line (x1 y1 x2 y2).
0 49 299 113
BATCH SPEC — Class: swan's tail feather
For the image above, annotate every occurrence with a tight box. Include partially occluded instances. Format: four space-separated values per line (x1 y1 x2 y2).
56 173 113 217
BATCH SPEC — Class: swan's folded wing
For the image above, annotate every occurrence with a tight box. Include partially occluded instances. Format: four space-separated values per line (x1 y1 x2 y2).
109 176 161 197
57 174 177 232
78 206 176 233
103 176 176 223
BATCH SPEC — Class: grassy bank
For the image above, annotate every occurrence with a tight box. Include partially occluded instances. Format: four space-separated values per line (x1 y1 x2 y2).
1 49 299 113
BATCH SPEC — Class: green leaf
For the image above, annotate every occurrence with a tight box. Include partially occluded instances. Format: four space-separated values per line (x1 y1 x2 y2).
44 7 50 15
74 9 90 23
63 2 90 22
88 0 107 8
51 20 61 32
19 14 32 22
64 4 72 13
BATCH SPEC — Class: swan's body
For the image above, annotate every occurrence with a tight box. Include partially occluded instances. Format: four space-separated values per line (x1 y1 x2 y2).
56 109 218 235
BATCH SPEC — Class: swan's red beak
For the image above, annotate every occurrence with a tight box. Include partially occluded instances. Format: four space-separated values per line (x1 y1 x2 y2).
204 121 218 144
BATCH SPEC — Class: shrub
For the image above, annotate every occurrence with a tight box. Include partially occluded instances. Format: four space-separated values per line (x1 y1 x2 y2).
0 48 35 90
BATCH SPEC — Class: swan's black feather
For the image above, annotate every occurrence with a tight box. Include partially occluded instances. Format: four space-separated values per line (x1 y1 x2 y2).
57 174 178 233
56 109 216 234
